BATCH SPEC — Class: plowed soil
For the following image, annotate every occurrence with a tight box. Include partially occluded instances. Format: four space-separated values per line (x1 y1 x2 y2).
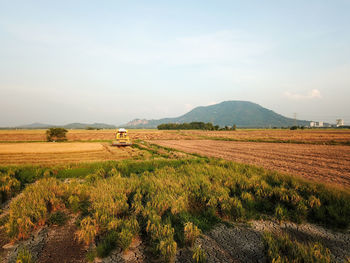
183 129 350 144
154 140 350 187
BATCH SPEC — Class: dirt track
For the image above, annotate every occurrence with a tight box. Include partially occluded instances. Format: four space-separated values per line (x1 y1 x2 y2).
154 140 350 187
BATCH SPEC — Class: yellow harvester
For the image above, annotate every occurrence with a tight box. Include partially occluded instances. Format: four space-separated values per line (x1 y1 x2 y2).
112 128 132 146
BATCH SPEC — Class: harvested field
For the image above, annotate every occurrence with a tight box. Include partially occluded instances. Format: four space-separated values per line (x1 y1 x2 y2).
1 129 349 145
184 129 350 144
0 129 193 142
154 140 350 187
0 142 141 165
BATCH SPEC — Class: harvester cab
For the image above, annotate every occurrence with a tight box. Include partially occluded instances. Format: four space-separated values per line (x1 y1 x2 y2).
112 128 132 146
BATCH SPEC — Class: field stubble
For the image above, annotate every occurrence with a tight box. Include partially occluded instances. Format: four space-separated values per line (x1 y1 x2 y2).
154 140 350 188
0 142 140 165
1 129 349 144
0 129 193 142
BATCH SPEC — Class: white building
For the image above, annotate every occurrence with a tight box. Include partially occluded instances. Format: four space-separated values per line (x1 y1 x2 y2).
336 119 344 127
310 121 324 128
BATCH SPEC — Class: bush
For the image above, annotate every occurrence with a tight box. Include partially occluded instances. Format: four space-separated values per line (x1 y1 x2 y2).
46 128 68 142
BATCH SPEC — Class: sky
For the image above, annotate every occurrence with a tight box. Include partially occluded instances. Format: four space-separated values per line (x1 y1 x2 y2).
0 0 349 126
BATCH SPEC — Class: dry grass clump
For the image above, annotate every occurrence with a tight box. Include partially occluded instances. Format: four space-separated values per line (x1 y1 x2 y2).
184 222 201 247
16 246 35 263
0 170 20 203
6 177 89 239
192 245 207 263
7 178 64 239
263 232 331 263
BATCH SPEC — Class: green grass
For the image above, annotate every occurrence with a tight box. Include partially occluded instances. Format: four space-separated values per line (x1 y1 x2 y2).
96 231 119 258
16 247 35 263
47 211 67 226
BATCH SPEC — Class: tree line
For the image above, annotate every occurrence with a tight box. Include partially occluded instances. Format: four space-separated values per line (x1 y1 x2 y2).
158 122 218 130
157 122 237 130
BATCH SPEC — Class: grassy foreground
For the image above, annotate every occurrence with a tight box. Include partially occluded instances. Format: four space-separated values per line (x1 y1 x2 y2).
1 157 350 262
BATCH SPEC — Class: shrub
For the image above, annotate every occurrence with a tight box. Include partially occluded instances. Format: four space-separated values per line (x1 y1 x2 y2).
184 222 201 247
192 245 207 263
46 128 68 142
16 247 34 263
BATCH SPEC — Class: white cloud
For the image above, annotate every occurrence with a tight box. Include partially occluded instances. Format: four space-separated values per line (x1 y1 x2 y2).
284 89 322 100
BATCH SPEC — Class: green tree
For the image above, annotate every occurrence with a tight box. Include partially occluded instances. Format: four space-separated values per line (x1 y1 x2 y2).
46 128 68 142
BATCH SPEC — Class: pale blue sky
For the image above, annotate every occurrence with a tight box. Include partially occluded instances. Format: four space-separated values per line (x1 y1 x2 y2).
1 0 349 126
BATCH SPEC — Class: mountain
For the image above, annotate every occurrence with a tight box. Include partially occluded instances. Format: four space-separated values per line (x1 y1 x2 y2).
63 123 116 129
15 122 53 129
14 122 116 129
124 101 310 128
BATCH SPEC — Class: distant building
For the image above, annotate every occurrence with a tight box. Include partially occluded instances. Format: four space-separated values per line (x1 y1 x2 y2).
310 121 325 128
336 119 344 127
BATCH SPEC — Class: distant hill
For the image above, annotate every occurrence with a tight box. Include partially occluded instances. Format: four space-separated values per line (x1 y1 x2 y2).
16 122 53 129
14 122 116 129
124 101 310 128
